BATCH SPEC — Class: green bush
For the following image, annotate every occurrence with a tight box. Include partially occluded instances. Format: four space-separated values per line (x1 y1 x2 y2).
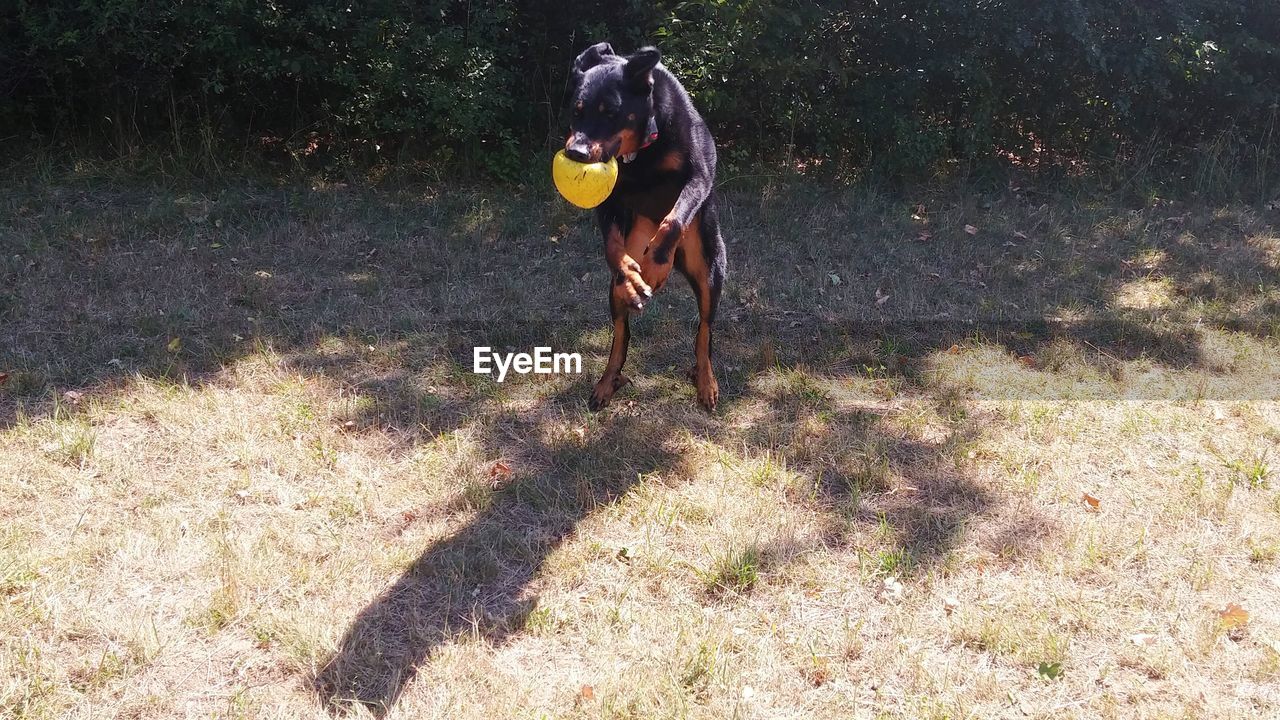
4 0 523 164
3 0 1277 183
655 1 1279 179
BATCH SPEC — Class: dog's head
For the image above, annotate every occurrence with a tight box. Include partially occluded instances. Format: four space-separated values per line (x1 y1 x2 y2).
564 43 660 164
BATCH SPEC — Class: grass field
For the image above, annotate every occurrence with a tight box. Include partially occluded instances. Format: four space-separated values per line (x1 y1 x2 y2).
2 164 1279 719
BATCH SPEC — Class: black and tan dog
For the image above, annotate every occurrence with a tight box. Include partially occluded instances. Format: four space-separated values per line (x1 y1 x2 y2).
565 42 728 412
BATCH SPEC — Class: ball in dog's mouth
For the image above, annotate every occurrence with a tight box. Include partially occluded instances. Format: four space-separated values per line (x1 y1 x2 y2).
553 150 618 209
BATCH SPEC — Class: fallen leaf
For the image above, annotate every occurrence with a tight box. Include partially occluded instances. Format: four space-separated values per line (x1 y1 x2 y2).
1013 230 1029 239
572 425 587 440
1212 406 1226 421
964 224 978 235
946 344 961 355
62 390 84 404
828 272 842 286
167 337 182 353
943 596 959 615
1017 355 1036 368
580 684 595 700
0 372 8 386
1218 603 1249 629
1130 633 1157 647
1082 492 1100 510
488 460 513 488
918 231 933 242
874 289 891 306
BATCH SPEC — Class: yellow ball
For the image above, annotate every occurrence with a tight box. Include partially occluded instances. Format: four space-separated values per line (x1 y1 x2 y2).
552 150 618 209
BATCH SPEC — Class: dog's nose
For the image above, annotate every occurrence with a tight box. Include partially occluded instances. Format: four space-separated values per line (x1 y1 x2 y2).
564 145 592 162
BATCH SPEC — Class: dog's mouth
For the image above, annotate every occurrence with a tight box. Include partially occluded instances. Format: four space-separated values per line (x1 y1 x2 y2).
600 138 625 164
563 134 622 164
565 117 657 164
603 133 635 164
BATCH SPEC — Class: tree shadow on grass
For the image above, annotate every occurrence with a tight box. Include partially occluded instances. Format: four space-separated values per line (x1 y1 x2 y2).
311 394 684 716
0 180 581 429
308 336 1011 716
4 180 1278 427
734 371 998 573
2 175 1273 716
725 187 1280 396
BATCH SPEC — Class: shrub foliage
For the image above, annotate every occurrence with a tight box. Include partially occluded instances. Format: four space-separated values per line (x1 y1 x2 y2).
3 0 1277 177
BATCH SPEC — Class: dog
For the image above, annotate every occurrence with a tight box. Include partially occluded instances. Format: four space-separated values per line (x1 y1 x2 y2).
565 42 728 412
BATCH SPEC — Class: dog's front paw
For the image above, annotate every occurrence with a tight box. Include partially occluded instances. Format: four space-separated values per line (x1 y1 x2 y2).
588 373 630 411
696 371 719 412
615 260 652 312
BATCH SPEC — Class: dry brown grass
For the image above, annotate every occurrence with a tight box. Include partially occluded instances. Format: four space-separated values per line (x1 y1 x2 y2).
2 167 1279 719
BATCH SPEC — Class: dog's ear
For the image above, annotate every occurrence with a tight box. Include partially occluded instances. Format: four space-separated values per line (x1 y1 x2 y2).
573 42 616 76
624 47 661 91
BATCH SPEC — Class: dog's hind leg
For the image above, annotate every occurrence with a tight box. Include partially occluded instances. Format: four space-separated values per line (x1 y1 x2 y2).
675 210 723 411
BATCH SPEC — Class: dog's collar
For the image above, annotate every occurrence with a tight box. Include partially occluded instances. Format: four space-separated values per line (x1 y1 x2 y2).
621 116 659 164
